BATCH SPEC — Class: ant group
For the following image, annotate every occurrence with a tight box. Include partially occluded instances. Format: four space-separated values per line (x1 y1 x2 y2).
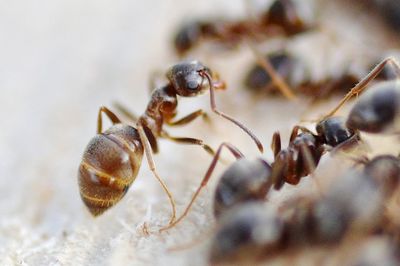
210 153 400 263
160 56 400 232
208 56 400 263
77 60 263 230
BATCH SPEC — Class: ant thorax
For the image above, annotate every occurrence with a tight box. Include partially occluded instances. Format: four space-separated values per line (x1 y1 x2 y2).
140 84 178 137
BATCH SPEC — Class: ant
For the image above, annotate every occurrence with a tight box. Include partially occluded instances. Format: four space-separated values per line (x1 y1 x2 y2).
321 56 400 132
244 51 359 100
174 0 309 55
160 115 359 231
78 60 263 229
209 154 400 264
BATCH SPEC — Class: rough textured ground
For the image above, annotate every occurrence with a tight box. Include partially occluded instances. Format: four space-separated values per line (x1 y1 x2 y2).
1 0 400 265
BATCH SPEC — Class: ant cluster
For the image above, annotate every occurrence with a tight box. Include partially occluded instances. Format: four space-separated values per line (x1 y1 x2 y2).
76 0 400 264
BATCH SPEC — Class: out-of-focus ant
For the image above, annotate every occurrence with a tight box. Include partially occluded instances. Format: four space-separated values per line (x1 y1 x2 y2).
78 60 263 230
174 0 310 56
244 51 360 100
209 154 400 264
322 57 400 134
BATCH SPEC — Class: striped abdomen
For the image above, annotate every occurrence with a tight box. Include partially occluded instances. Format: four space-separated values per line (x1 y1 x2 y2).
78 124 144 216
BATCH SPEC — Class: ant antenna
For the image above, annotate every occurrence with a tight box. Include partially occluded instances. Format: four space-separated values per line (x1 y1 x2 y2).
201 70 264 153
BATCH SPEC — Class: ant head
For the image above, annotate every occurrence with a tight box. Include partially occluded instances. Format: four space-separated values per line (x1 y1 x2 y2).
316 117 357 147
346 81 398 134
167 60 212 97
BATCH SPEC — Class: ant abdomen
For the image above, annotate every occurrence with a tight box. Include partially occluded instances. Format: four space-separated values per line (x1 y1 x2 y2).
78 124 144 216
213 158 272 217
346 81 399 134
210 202 284 264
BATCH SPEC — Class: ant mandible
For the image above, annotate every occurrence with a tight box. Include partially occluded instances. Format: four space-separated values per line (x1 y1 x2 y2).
78 60 263 230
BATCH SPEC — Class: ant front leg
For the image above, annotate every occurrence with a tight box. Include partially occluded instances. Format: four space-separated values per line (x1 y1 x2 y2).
161 131 216 156
137 123 177 227
159 142 244 232
201 71 265 153
97 106 121 134
324 57 400 119
166 109 210 126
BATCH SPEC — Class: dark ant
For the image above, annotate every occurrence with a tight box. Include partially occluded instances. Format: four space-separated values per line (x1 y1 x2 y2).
321 57 400 131
209 154 400 264
160 116 359 231
78 60 263 230
244 51 359 99
174 0 309 56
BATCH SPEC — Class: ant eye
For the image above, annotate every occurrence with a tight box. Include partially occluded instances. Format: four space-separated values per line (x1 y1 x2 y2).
186 73 202 90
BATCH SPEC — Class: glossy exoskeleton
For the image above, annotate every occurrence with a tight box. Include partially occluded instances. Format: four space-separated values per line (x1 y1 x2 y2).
78 61 263 230
271 116 360 189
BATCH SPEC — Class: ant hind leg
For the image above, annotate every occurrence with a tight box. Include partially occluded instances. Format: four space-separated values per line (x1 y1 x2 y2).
159 142 244 232
137 124 177 227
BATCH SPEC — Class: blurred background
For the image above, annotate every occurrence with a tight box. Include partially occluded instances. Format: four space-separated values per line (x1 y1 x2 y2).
1 0 400 265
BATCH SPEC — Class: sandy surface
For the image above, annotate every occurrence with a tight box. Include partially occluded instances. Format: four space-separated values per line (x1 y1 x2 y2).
1 0 400 265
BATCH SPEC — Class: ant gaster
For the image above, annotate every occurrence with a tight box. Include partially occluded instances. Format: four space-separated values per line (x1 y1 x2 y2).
78 60 263 230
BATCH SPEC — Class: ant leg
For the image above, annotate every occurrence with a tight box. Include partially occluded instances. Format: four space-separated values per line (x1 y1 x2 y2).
271 132 282 158
112 102 139 123
201 71 264 153
324 57 400 119
289 126 300 142
166 109 210 126
97 106 121 134
247 41 297 100
159 142 244 232
161 131 215 157
137 124 176 226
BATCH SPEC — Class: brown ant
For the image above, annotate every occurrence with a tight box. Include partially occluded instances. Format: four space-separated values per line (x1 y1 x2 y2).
174 0 309 55
78 60 263 229
209 154 400 264
160 116 359 231
244 51 359 99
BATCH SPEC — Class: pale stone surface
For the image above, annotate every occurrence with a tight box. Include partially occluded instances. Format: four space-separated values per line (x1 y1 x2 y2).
1 0 399 265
